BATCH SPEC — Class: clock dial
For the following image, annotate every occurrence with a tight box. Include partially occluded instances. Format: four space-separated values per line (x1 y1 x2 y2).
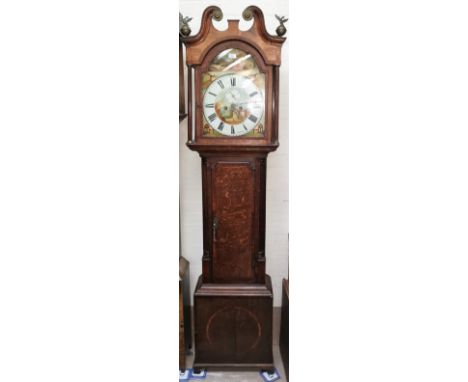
203 73 264 137
201 48 266 138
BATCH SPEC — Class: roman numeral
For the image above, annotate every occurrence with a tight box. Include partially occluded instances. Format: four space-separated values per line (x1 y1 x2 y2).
218 122 224 131
242 124 248 131
230 77 236 87
205 103 214 108
249 91 258 97
231 126 235 134
208 91 217 97
208 113 216 122
217 80 224 89
248 115 258 123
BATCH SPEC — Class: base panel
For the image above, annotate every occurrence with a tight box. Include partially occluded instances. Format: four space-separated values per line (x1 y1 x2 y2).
193 275 274 369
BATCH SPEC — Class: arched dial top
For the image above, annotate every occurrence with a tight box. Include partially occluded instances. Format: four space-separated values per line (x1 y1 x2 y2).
202 48 265 138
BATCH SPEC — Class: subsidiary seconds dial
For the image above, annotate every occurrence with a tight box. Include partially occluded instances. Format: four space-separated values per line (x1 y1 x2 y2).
203 73 264 137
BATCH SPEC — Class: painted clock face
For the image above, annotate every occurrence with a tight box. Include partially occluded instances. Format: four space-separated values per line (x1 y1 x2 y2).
201 48 266 138
203 74 264 137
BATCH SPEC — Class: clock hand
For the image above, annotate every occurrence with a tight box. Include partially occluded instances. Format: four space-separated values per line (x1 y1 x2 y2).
231 92 237 100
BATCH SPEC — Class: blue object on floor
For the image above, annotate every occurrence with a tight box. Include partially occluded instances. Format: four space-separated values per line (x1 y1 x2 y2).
259 368 281 382
179 369 190 381
189 368 207 379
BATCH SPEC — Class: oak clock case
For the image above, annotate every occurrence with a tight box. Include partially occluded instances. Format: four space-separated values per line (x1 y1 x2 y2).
181 6 286 372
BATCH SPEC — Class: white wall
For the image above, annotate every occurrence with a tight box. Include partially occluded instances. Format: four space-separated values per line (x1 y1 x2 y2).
179 0 289 306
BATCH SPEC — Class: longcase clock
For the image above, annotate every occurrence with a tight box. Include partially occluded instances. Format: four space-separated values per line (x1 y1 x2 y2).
181 6 287 372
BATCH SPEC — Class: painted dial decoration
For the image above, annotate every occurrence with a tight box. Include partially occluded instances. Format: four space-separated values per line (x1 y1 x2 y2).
201 48 266 138
203 74 264 137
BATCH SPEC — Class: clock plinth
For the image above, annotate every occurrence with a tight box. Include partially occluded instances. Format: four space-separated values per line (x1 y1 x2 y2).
193 275 274 370
181 6 286 371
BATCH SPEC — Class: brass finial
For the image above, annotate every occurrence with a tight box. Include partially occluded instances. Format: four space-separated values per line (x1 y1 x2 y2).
275 14 288 36
179 12 192 37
